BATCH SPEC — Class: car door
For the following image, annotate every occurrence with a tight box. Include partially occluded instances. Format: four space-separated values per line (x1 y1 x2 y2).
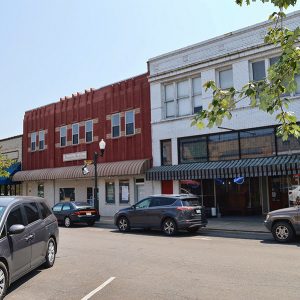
147 198 163 228
52 203 64 223
62 203 72 218
23 202 47 269
130 198 152 227
6 204 31 281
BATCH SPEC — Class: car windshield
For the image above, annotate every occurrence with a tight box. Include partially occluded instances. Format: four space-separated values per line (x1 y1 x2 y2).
0 206 6 220
181 199 201 207
73 202 92 209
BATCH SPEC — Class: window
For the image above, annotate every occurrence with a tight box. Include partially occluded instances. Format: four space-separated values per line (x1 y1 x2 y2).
60 126 67 147
0 226 6 239
270 56 280 66
135 198 151 209
106 182 115 204
165 84 175 118
149 198 162 207
295 74 300 95
112 113 120 138
7 206 25 228
125 111 135 135
119 180 130 203
37 202 52 219
85 120 93 143
62 203 72 211
59 188 75 201
179 136 207 164
72 123 79 145
252 60 266 81
39 130 45 150
161 139 172 166
177 80 191 116
219 68 233 89
87 187 93 201
240 128 275 158
277 135 300 155
192 76 202 113
31 132 36 151
24 202 40 224
52 203 63 212
38 183 44 198
208 132 239 161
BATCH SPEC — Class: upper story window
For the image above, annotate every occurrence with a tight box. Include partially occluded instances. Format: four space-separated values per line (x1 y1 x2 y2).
125 111 135 135
219 68 233 90
177 80 191 116
39 130 45 150
161 139 172 166
165 83 175 118
251 60 266 81
60 126 67 147
112 113 120 138
31 132 36 151
85 120 93 143
178 136 207 164
72 123 79 145
192 76 202 113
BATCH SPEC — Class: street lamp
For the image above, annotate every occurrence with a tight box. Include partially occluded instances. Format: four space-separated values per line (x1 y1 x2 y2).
93 139 106 212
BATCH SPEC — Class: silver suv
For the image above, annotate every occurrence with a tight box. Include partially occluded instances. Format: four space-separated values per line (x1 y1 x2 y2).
264 205 300 243
114 194 207 236
0 196 59 299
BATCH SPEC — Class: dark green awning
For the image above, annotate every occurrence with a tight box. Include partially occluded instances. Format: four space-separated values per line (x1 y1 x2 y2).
146 155 300 180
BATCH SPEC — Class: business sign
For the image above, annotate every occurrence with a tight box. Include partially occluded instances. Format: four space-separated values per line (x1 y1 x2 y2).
63 151 87 162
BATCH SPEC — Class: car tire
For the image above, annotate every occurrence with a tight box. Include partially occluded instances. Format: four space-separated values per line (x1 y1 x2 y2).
162 218 177 236
0 262 8 300
87 221 95 226
117 216 130 232
186 226 200 233
64 216 72 228
272 221 295 243
44 237 56 268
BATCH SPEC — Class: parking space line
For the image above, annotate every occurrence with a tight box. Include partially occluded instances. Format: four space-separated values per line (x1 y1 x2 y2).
191 237 212 240
81 277 116 300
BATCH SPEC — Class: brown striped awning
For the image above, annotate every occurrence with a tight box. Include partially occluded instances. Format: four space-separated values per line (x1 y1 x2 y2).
12 159 150 182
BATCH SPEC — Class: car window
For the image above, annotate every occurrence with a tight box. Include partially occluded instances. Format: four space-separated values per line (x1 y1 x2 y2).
181 198 201 207
7 206 25 228
149 198 161 207
37 202 52 219
62 203 72 211
24 202 40 224
0 226 6 239
135 198 151 209
53 203 63 212
160 197 176 206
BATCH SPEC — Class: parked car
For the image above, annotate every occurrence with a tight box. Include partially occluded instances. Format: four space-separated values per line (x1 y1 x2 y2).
264 205 300 243
0 196 59 299
114 194 207 236
52 201 100 227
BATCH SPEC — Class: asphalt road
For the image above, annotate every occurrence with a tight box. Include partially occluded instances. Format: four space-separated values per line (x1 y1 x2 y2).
5 225 300 300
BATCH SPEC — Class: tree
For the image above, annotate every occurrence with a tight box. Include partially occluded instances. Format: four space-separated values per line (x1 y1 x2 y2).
0 147 13 177
192 0 300 140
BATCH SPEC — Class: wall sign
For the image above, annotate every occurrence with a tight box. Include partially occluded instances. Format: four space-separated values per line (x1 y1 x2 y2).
63 151 87 162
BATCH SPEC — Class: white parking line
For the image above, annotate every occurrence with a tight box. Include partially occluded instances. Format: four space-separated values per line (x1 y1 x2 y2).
81 277 116 300
191 237 212 240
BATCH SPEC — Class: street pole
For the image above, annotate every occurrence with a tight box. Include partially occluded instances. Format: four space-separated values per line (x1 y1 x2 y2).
94 151 99 211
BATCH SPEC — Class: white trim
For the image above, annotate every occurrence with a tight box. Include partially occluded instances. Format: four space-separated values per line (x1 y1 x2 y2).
60 126 67 147
111 113 120 138
72 123 79 145
125 110 135 136
85 120 93 143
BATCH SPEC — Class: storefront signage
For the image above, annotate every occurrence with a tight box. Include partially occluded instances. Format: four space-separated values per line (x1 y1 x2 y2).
63 151 87 162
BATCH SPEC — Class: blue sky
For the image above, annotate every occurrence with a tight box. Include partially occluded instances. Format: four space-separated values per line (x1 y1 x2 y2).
1 0 300 140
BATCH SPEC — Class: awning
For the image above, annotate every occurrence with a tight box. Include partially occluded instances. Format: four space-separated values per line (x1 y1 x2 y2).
0 162 21 185
146 155 300 180
12 159 150 182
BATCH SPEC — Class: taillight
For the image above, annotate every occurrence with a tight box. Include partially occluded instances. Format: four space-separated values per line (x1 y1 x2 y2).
176 206 194 211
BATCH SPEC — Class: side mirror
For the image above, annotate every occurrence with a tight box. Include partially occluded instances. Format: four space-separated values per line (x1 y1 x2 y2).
131 205 136 210
9 224 25 235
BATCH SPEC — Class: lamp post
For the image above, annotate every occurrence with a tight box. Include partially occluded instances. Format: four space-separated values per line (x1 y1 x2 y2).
93 139 106 212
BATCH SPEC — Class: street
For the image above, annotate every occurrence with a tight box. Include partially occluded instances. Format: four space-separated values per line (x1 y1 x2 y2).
5 225 300 300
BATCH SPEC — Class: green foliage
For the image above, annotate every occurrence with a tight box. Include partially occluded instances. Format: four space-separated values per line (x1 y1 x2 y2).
194 0 300 140
0 147 13 177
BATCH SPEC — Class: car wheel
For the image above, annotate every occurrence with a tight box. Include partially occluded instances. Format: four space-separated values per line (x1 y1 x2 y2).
0 262 8 300
162 218 177 236
44 237 56 268
87 221 95 226
186 226 200 233
117 216 130 232
64 217 72 228
272 221 295 243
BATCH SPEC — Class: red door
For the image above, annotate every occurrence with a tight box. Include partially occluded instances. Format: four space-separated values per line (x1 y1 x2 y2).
162 180 173 194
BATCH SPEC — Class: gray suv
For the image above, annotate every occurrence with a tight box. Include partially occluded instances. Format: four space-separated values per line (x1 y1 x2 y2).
264 205 300 243
114 194 207 236
0 196 59 299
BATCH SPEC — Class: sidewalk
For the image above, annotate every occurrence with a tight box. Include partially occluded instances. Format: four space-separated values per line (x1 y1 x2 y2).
98 215 268 233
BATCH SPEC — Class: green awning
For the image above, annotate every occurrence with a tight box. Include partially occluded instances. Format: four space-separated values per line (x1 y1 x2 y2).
146 155 300 180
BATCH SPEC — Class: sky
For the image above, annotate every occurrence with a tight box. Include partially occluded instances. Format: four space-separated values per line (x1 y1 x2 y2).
1 0 300 140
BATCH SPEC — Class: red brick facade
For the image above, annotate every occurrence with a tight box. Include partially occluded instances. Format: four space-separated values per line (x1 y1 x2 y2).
22 73 151 170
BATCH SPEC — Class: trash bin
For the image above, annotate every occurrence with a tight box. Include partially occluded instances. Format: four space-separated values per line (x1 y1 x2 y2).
211 207 217 217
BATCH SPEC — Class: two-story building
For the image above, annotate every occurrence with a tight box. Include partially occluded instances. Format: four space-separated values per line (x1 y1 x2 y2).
13 73 152 216
146 11 300 216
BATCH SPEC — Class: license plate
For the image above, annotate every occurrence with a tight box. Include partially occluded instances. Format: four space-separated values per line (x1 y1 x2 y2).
195 209 201 214
86 212 92 216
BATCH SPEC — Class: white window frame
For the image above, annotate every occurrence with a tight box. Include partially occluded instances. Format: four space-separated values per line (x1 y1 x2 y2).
218 67 233 90
60 126 67 147
192 76 202 114
125 111 135 136
72 123 79 145
111 113 120 138
85 120 93 143
164 83 175 118
31 132 36 151
177 79 192 117
38 130 45 150
250 59 267 82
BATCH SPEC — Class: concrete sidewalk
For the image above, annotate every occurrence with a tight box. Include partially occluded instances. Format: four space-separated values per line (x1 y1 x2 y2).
98 215 268 233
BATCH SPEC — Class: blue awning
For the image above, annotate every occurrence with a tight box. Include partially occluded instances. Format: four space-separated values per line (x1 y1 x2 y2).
0 162 21 185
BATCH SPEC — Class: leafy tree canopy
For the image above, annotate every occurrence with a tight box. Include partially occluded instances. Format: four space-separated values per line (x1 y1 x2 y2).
0 147 13 177
193 0 300 140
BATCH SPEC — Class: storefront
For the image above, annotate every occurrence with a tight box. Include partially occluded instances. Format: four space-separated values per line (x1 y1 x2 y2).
0 162 22 196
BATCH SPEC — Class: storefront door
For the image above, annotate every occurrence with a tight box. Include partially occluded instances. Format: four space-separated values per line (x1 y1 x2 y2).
268 176 289 211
